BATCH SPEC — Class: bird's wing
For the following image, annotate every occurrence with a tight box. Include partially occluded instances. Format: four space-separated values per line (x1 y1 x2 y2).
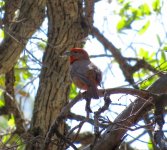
71 62 98 86
74 71 92 86
88 62 102 86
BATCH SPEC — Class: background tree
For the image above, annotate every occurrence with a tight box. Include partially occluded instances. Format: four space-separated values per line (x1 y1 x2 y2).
0 0 167 150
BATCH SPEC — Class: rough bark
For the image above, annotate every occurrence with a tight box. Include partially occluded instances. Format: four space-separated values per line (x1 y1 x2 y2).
0 0 45 74
28 0 89 149
3 0 20 25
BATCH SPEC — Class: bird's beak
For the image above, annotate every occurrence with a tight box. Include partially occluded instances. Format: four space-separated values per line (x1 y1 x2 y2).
64 51 72 56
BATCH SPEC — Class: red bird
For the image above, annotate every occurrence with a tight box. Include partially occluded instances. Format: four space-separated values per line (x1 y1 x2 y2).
66 48 102 99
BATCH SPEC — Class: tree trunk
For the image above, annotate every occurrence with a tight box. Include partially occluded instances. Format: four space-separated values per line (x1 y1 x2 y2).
0 0 45 74
28 0 89 149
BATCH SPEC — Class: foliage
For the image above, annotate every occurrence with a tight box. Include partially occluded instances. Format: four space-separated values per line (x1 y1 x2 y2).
69 83 78 99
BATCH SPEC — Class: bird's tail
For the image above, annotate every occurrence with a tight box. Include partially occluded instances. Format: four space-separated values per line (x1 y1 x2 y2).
87 86 99 99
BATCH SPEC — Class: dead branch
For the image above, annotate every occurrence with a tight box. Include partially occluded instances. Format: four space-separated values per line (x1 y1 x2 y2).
67 112 108 128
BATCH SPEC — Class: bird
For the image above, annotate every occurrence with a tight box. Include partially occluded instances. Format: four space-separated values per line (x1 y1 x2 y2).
65 48 102 99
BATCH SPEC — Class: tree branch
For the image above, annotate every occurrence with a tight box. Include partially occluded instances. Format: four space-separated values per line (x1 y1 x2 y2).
154 94 167 149
67 112 108 128
92 26 136 87
84 74 167 150
43 86 158 148
70 132 94 148
92 26 162 88
132 59 164 76
143 114 158 149
0 0 45 74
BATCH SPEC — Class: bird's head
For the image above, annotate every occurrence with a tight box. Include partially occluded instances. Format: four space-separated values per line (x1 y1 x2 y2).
65 48 89 64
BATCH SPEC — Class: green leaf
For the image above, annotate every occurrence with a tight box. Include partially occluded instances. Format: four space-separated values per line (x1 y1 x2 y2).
0 1 5 7
2 134 11 143
0 29 4 39
163 46 167 51
118 0 124 4
140 74 158 89
140 3 151 15
14 54 33 86
15 69 21 84
22 71 32 80
160 62 167 71
161 43 167 52
138 20 150 35
152 0 161 13
37 41 46 51
69 83 78 99
117 17 127 31
8 115 15 127
118 2 131 18
0 99 5 107
139 48 149 58
148 139 153 150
